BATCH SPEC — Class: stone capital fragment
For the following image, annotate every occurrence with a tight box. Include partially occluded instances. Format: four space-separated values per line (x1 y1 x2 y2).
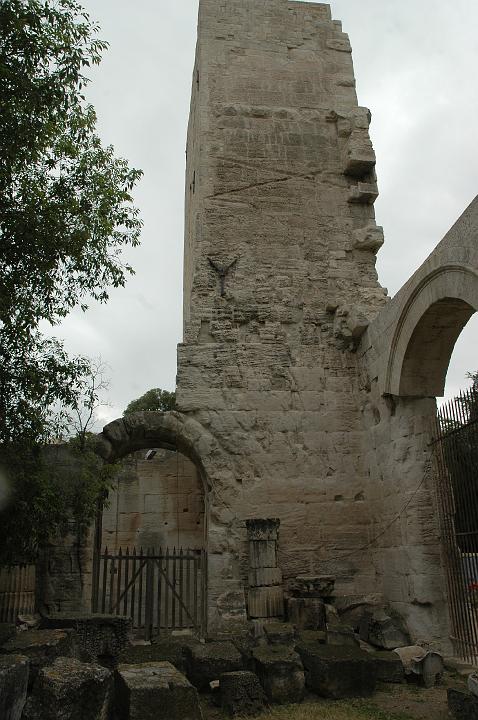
352 224 384 253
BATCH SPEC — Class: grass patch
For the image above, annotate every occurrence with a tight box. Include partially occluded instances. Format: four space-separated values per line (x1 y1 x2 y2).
212 699 415 720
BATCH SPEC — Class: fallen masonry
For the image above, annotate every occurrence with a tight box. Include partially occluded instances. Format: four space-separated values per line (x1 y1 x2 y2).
115 661 203 720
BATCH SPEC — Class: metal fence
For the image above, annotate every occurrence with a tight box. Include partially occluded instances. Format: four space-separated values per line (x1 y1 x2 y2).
91 547 207 640
0 564 36 623
434 385 478 663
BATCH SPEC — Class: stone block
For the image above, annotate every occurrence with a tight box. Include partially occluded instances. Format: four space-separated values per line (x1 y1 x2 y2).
115 661 202 720
125 636 201 674
40 613 131 662
0 629 76 687
248 541 277 569
326 623 358 647
352 224 384 253
246 518 280 541
448 688 478 719
187 641 243 690
263 622 295 646
359 610 409 650
252 645 304 705
248 587 284 619
220 671 266 717
297 644 376 699
348 182 379 204
296 630 327 647
23 657 112 720
287 597 326 630
0 655 29 720
289 575 335 598
0 623 16 648
370 651 405 683
248 567 282 588
343 133 376 177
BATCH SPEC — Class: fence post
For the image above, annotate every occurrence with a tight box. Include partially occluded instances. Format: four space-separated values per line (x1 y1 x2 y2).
144 549 154 641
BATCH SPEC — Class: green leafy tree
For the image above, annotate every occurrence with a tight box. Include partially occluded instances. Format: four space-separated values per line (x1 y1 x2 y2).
0 0 142 562
124 388 176 415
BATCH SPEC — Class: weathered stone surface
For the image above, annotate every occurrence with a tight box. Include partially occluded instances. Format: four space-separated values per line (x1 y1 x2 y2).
246 519 280 542
127 636 201 674
40 613 131 662
248 567 283 588
287 597 326 630
348 181 379 204
116 661 202 720
288 576 335 599
23 657 112 720
0 654 29 720
360 610 409 650
370 650 405 683
263 622 295 646
326 623 359 647
0 623 16 647
248 542 278 570
252 645 304 705
297 643 376 699
0 629 76 686
248 587 284 619
448 688 478 719
296 630 327 647
187 641 243 690
220 671 266 717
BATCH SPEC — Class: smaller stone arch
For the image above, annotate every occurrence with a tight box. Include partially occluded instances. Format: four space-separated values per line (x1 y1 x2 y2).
387 266 478 397
94 410 228 490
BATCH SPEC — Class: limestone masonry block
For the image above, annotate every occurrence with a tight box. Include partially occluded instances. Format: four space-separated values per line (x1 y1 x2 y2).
248 541 278 569
447 687 478 719
263 622 296 646
348 182 379 204
297 644 376 699
246 518 280 541
352 224 385 253
187 641 243 690
248 587 284 619
40 613 131 662
252 645 305 705
0 629 76 687
115 661 202 720
0 655 29 720
220 671 266 717
23 657 112 720
289 575 335 598
287 598 326 631
248 567 283 588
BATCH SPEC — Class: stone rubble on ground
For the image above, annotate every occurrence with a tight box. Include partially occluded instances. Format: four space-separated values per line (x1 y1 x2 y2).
0 654 29 720
22 656 112 720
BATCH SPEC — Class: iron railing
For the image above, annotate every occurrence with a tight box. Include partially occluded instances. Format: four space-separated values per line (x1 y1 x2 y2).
434 385 478 663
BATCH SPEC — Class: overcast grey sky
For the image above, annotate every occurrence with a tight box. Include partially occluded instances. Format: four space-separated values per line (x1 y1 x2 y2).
51 0 478 425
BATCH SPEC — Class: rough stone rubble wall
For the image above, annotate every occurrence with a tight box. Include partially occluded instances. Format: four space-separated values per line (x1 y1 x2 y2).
178 0 390 633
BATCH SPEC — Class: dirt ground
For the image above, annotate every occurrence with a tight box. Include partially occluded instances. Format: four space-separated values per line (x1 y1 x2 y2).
201 672 467 720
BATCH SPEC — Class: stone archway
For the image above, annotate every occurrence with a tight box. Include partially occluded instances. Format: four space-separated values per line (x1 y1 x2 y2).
93 410 246 634
386 267 477 398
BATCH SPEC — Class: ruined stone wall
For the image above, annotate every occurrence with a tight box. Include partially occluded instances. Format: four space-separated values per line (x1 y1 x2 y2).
101 449 205 552
178 0 388 632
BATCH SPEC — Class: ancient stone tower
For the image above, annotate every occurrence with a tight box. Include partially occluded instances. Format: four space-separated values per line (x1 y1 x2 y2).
177 0 389 631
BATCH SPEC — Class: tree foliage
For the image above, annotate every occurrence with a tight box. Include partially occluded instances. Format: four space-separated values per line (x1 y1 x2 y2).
124 388 176 415
0 0 142 446
0 0 142 562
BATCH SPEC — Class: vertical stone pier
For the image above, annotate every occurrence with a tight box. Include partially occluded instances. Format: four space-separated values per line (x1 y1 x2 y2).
246 519 284 620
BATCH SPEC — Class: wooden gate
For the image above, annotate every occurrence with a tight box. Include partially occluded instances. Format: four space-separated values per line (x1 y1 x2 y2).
91 547 207 639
